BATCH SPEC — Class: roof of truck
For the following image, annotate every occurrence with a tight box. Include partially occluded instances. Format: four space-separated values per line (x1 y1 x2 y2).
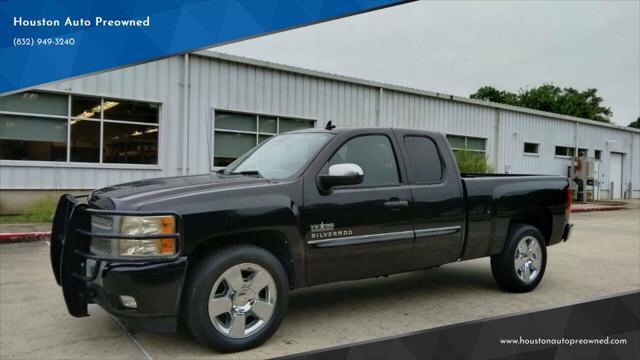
289 126 439 135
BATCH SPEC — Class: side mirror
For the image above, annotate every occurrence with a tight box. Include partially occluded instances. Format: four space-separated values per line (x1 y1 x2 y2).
318 163 364 191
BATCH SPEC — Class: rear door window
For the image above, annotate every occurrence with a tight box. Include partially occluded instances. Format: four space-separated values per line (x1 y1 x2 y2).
403 136 444 183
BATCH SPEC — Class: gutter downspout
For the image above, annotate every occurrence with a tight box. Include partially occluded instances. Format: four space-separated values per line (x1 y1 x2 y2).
574 121 579 157
181 53 190 175
376 87 384 127
494 108 501 173
628 133 635 199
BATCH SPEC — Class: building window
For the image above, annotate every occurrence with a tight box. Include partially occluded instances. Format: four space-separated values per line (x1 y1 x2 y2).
595 150 602 160
0 92 68 162
578 148 588 157
555 146 576 157
524 142 539 155
213 110 315 167
446 134 486 153
0 91 160 165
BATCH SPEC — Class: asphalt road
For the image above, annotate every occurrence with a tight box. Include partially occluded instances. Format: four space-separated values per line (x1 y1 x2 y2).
1 208 639 359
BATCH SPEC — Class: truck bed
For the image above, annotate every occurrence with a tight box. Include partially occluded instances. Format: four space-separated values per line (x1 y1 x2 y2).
460 174 570 260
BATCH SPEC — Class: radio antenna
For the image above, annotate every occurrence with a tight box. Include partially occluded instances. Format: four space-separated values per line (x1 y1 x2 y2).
325 121 336 130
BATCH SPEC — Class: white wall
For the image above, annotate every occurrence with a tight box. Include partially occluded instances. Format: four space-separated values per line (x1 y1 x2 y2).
1 53 638 200
0 57 186 190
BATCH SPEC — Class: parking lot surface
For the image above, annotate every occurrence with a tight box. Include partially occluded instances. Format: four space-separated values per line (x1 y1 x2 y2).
1 208 639 359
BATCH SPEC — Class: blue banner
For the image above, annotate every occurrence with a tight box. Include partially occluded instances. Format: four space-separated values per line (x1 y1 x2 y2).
0 0 406 94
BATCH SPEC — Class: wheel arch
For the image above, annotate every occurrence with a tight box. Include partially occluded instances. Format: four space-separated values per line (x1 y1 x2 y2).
187 231 296 289
508 208 553 245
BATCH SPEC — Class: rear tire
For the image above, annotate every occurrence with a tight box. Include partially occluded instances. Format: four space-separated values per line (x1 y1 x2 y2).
491 224 547 293
183 245 289 352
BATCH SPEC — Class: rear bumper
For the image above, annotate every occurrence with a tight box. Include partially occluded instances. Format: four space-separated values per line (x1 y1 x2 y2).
50 195 187 332
562 223 573 242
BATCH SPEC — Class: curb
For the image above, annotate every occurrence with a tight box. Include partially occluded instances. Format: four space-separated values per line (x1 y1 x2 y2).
0 231 51 243
571 206 626 213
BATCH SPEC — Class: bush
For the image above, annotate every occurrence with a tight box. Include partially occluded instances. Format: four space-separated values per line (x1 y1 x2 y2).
454 149 495 173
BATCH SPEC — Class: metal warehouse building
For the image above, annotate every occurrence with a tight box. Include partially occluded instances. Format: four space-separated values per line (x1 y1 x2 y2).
1 50 638 212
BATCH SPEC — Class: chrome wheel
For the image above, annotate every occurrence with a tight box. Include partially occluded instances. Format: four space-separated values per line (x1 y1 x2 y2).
208 263 277 339
514 236 543 284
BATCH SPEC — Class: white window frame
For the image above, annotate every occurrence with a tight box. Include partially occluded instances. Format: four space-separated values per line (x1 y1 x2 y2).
523 142 540 156
594 149 602 161
0 90 162 169
577 148 589 157
554 145 576 158
211 108 316 170
446 134 487 153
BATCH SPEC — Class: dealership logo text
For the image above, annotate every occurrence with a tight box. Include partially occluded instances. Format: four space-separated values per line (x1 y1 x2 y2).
13 16 151 28
310 222 352 239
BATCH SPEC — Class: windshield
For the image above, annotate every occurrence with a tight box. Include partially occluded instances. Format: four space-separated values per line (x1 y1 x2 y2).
227 132 333 179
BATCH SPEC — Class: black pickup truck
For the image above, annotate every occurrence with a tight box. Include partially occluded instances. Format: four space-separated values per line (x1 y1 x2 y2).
51 127 572 352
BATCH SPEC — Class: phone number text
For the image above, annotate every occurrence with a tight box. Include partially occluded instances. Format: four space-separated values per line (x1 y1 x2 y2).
13 37 76 47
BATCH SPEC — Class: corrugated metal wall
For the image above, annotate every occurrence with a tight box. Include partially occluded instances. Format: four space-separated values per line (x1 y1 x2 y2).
499 111 577 175
1 53 639 199
380 91 497 162
0 57 186 189
185 56 381 174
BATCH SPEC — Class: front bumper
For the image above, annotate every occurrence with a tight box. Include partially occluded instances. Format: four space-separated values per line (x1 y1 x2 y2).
50 195 187 332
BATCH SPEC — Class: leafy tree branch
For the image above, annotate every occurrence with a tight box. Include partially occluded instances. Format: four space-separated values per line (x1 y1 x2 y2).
470 84 612 123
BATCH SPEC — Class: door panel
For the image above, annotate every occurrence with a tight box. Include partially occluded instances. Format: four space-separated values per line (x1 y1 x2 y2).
395 131 465 268
304 187 414 284
302 132 414 285
410 183 465 267
609 152 623 199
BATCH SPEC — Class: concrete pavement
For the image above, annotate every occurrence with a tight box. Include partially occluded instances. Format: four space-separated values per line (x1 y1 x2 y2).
0 223 52 233
1 209 639 359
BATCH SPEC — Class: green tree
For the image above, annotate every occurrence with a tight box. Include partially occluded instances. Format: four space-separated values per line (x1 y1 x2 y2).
629 117 640 129
453 149 495 173
470 84 612 123
469 86 518 106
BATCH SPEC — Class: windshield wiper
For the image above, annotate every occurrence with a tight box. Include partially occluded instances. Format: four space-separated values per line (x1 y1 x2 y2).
230 170 263 178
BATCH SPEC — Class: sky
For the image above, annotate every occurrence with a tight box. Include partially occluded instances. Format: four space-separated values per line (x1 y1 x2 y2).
214 1 640 126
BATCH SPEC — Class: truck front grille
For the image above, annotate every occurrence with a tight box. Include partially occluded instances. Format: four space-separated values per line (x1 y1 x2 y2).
90 215 114 255
91 215 113 230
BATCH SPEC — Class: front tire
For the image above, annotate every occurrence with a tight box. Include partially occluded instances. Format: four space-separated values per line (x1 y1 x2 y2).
183 245 289 352
491 224 547 293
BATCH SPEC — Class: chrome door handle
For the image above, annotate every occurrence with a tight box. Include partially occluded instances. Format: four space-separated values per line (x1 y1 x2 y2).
384 200 409 208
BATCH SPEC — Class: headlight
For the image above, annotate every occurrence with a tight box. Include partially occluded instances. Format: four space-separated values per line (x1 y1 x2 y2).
118 215 177 256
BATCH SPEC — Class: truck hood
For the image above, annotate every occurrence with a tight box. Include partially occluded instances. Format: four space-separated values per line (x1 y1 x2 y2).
89 173 270 210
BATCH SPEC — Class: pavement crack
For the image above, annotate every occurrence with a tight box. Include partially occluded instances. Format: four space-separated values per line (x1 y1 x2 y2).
112 316 153 360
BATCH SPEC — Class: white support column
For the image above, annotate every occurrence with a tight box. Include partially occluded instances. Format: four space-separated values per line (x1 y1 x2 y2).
376 87 384 127
574 121 579 155
494 108 502 173
181 53 191 175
